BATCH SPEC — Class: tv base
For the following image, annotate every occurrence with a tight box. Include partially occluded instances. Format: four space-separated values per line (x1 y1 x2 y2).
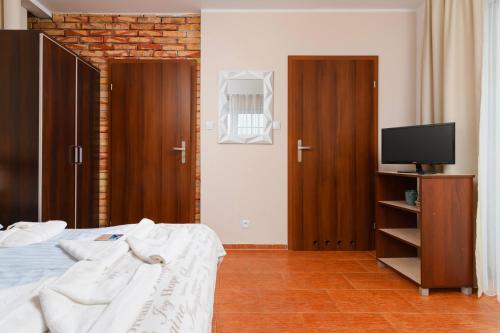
397 163 436 175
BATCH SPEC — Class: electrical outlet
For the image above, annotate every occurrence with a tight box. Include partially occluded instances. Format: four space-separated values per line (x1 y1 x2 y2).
240 219 250 229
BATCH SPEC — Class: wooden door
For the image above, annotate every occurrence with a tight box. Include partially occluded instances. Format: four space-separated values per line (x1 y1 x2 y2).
41 36 77 227
76 59 100 228
288 56 377 251
110 60 196 225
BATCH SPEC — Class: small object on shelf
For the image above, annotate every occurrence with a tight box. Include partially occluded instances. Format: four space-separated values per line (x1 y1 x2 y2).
405 189 418 206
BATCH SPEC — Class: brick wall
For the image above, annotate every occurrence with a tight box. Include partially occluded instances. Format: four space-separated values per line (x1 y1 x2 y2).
29 13 201 226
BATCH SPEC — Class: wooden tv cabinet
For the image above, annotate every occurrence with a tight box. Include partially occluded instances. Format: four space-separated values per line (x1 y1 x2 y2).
375 171 474 296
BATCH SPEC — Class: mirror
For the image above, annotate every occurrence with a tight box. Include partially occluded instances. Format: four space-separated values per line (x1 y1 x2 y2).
218 70 273 144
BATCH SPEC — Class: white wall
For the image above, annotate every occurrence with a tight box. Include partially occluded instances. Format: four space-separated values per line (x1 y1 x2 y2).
3 0 27 29
201 10 417 244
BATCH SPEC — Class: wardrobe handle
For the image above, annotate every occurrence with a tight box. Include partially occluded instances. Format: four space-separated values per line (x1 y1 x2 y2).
70 145 78 164
77 146 83 164
313 240 319 248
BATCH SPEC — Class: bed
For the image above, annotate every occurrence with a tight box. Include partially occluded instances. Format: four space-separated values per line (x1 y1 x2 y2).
0 222 225 333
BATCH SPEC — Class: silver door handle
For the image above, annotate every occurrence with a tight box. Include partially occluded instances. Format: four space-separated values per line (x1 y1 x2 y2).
297 139 311 163
173 141 186 164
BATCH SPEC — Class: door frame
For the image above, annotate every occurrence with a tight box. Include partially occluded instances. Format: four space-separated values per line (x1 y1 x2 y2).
287 55 379 250
108 59 198 224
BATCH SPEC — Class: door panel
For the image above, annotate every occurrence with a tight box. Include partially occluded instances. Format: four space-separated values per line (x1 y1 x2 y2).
76 59 100 228
288 56 377 251
110 60 196 225
41 37 76 226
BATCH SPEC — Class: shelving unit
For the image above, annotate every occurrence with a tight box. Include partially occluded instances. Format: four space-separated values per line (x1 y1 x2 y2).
375 171 474 296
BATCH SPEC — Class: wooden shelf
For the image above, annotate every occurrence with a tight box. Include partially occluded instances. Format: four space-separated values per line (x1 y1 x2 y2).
379 200 420 213
379 228 420 247
378 257 421 284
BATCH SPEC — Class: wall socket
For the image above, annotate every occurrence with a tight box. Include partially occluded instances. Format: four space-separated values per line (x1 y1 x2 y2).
240 219 250 229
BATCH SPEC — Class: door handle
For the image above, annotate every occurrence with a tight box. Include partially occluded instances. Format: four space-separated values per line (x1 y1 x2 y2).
77 146 83 165
173 140 186 164
297 139 311 163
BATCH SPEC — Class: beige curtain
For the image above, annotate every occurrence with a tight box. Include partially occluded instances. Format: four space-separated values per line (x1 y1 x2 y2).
418 0 484 174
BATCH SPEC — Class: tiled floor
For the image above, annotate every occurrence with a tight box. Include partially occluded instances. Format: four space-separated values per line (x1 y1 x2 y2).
212 250 500 333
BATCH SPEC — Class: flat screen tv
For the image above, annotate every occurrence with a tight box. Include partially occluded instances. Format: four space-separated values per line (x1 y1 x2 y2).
381 122 455 174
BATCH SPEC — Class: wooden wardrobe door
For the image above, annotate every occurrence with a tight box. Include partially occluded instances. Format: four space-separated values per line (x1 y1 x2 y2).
160 61 197 223
110 60 196 225
0 31 40 227
288 56 377 251
76 59 100 228
41 37 77 226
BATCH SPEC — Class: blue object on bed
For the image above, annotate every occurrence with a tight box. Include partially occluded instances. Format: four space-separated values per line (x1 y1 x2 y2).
0 226 128 289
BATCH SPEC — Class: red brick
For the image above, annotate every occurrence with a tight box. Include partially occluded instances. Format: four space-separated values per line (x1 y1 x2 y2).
154 23 177 30
130 23 154 30
113 16 137 23
90 30 113 36
162 44 185 51
162 31 186 37
137 44 162 50
178 24 199 31
80 50 104 57
179 37 199 44
114 30 138 36
56 22 81 29
186 17 200 23
153 50 177 57
82 23 106 29
186 44 200 51
65 15 89 23
89 16 113 23
90 43 114 50
66 44 89 51
152 37 177 44
103 37 128 43
161 17 186 24
128 37 152 43
105 23 130 30
178 50 200 57
80 36 104 43
129 50 154 57
52 14 65 22
138 30 162 37
186 31 200 37
65 29 89 36
104 50 129 57
56 36 79 43
113 44 137 50
44 30 65 36
137 16 161 23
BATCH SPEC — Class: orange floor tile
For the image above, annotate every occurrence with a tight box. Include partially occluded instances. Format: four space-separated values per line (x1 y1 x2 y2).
212 250 500 333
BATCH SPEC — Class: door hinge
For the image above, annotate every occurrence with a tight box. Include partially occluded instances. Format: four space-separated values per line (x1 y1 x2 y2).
373 223 376 230
110 83 113 91
373 80 377 88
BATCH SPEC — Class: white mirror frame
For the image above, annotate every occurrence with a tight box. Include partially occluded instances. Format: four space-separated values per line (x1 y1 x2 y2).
218 70 274 144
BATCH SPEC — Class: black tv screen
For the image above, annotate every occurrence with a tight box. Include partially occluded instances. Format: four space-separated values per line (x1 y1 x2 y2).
382 123 455 165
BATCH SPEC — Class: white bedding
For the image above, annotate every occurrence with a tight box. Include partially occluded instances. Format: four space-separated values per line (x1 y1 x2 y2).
0 223 225 333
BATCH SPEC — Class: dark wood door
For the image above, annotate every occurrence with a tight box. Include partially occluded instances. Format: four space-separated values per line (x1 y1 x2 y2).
0 31 40 228
288 56 378 251
110 60 196 225
41 37 77 227
76 59 100 228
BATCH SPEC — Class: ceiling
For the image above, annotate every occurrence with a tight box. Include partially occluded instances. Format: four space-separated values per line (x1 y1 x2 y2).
38 0 424 14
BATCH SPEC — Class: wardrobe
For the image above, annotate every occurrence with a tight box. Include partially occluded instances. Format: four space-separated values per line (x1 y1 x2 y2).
0 31 100 229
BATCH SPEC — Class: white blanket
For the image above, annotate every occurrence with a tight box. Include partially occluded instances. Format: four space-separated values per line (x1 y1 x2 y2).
0 221 67 248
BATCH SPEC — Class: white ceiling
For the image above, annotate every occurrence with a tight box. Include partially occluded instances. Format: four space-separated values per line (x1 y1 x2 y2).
39 0 424 14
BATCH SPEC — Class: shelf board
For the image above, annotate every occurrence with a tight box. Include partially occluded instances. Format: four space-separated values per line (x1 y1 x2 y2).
378 257 421 284
379 228 420 247
378 200 420 213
